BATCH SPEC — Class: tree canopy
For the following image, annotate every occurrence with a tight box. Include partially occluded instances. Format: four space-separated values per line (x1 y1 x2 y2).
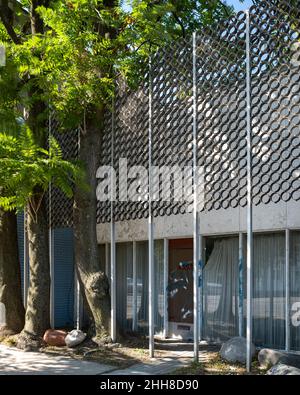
0 1 233 130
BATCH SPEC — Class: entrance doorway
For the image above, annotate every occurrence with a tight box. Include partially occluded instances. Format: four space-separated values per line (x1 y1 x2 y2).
168 239 193 337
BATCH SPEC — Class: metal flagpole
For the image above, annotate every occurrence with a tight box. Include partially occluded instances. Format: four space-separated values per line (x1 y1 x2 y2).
105 243 109 277
239 232 244 337
23 210 29 308
74 271 82 330
111 99 117 343
192 31 199 362
198 234 203 342
49 227 55 328
48 111 55 329
285 229 290 351
75 127 82 331
163 238 169 339
245 9 253 373
148 57 155 358
132 241 138 332
110 221 116 342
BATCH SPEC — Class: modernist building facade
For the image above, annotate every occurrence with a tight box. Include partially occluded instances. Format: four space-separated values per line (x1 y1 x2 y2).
12 2 300 359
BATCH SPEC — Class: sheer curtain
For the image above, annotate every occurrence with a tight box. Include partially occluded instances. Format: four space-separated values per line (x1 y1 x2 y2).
136 240 164 335
116 242 133 332
291 231 300 351
251 233 285 349
137 241 148 333
203 237 239 342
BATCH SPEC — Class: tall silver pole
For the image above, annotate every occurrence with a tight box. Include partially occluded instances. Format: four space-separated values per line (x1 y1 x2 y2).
48 112 55 329
49 228 55 329
193 31 199 362
23 210 29 308
105 242 109 277
239 232 244 337
148 57 155 358
198 235 203 342
74 273 81 330
110 222 116 342
246 10 253 373
132 241 138 332
163 238 169 339
75 126 82 331
285 229 290 351
110 100 117 343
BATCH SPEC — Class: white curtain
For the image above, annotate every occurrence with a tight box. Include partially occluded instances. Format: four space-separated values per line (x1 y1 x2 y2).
136 240 164 335
114 240 164 335
251 233 285 349
291 231 300 351
136 241 148 333
116 242 133 332
203 237 239 342
203 233 286 348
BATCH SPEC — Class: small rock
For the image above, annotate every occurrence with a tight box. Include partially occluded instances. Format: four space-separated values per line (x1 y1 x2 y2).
258 349 283 368
65 329 86 348
43 329 67 347
266 364 300 375
220 336 256 364
258 349 300 369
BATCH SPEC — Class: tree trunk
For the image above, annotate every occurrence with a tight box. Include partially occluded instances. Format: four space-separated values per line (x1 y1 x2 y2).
73 109 111 343
0 209 25 335
17 199 50 349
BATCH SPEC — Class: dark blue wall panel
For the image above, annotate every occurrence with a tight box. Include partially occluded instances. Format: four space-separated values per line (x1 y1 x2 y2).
53 228 75 328
17 216 75 328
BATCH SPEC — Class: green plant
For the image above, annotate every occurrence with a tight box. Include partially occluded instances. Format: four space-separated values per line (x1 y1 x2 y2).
0 126 85 219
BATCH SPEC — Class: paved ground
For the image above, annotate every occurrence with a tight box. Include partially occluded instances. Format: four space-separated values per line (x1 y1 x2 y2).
0 343 195 375
105 351 193 375
107 343 220 375
0 345 114 375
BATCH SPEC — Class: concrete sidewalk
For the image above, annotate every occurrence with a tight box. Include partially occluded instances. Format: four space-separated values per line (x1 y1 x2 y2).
104 351 193 375
0 345 114 375
0 345 193 375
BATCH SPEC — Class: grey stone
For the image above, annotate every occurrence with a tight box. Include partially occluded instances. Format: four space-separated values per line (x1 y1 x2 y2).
258 349 283 369
266 364 300 375
220 337 256 364
65 330 86 348
258 348 300 369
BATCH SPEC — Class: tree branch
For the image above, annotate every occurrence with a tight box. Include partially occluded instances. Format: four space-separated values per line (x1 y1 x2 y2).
31 0 50 35
218 0 231 17
0 0 21 44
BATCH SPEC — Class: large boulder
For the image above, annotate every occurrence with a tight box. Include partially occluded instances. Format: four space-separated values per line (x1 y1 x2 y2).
65 329 86 348
43 329 67 347
267 364 300 375
220 337 256 364
258 349 300 369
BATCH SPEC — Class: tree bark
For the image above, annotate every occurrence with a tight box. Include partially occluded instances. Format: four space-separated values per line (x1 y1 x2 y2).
73 109 111 343
0 209 25 335
17 198 50 349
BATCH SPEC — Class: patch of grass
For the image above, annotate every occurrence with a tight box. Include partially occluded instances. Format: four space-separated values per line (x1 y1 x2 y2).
172 361 203 375
41 338 153 369
171 352 268 376
0 334 18 347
